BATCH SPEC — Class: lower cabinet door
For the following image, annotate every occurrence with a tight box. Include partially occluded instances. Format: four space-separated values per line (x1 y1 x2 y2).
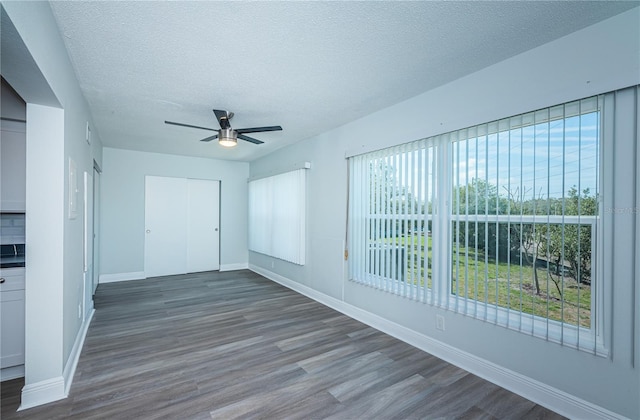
0 290 25 368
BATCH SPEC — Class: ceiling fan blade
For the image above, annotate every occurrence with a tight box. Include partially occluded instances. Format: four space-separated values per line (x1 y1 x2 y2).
165 120 216 131
213 109 231 129
200 134 219 142
236 126 282 134
238 134 264 145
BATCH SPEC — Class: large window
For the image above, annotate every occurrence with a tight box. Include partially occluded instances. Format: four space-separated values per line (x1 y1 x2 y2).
348 96 604 353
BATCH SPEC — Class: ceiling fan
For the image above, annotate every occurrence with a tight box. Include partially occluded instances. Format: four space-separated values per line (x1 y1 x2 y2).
165 109 282 147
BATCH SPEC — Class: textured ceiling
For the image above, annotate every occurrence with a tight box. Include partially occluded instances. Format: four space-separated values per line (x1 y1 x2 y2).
48 1 636 162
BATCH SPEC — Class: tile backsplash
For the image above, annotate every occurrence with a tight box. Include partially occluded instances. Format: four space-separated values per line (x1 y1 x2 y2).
1 213 25 244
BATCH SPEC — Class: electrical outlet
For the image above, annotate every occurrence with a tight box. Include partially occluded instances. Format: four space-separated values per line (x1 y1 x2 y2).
436 315 445 331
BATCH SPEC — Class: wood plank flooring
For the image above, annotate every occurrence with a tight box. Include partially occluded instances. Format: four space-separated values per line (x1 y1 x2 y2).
1 270 564 419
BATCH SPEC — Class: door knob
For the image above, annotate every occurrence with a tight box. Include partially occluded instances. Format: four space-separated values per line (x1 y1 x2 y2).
214 228 219 232
146 229 151 233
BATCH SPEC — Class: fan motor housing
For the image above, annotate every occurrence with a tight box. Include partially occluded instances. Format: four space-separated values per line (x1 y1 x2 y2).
219 128 237 139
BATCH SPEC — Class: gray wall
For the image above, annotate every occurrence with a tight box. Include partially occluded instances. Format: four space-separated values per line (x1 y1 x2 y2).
100 147 249 276
1 78 26 120
250 9 640 418
2 0 104 399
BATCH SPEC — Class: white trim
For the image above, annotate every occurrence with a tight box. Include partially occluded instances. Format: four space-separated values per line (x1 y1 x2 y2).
1 364 25 381
635 85 640 370
249 264 627 420
87 298 94 314
63 308 94 396
247 161 311 182
99 271 145 284
19 376 65 411
219 263 249 272
17 308 95 411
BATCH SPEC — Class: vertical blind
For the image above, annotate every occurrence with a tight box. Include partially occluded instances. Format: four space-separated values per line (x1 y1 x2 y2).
348 95 605 354
349 139 438 302
449 96 601 353
249 169 306 265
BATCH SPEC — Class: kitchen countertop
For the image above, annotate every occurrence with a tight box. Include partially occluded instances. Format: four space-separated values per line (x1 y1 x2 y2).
1 255 25 268
1 244 25 268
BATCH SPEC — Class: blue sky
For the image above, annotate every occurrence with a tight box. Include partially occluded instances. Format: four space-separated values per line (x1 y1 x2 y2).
452 111 599 202
369 106 600 214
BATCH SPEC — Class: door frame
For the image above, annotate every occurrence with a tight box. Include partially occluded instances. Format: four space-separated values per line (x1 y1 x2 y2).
92 161 101 294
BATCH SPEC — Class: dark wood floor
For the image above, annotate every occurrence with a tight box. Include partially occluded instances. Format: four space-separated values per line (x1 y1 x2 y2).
1 270 564 419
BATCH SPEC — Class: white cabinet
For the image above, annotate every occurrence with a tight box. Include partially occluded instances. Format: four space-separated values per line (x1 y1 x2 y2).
0 120 27 212
0 267 25 373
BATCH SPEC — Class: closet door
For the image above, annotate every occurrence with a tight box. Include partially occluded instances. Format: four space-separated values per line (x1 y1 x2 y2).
187 179 220 272
144 176 188 277
144 176 220 277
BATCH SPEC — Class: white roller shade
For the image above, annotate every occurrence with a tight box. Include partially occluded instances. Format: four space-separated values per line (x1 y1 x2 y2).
249 169 306 265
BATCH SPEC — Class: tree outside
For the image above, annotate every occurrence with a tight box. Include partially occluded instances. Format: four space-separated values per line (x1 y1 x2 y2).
451 178 596 328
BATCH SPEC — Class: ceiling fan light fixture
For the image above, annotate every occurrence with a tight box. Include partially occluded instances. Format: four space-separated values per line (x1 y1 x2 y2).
218 128 238 147
219 137 237 147
165 109 281 146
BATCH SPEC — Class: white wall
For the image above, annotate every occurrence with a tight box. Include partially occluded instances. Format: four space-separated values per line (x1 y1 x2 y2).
100 147 249 278
2 0 104 408
250 8 640 419
24 104 64 385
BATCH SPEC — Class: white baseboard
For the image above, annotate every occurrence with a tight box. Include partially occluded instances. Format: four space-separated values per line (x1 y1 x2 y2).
249 264 625 420
100 267 250 281
18 308 95 411
1 364 24 381
99 271 145 284
220 263 249 272
63 308 95 395
19 376 65 411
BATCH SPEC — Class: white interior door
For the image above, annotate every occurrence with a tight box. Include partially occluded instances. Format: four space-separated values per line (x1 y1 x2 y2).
187 179 220 272
144 176 188 277
92 167 100 294
83 170 93 319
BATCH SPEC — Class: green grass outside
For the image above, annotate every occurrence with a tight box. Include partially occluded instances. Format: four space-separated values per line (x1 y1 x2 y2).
379 234 591 328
